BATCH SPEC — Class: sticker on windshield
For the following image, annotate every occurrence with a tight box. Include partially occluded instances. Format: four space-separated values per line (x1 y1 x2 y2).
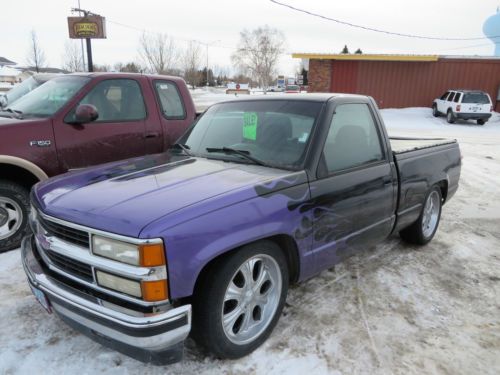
243 112 258 141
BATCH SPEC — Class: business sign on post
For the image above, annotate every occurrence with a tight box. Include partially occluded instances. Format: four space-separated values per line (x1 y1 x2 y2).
67 16 107 39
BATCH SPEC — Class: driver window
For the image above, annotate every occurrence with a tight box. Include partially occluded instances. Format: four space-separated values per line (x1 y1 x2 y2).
78 79 146 122
323 103 384 173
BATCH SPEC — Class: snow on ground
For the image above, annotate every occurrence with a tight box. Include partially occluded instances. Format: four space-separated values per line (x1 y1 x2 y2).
1 99 500 374
190 86 296 111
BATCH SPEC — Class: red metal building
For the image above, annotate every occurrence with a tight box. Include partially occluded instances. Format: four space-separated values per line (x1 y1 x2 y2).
293 54 500 110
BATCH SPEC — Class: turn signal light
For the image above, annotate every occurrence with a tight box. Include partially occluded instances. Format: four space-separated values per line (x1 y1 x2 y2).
142 280 168 301
456 105 461 112
139 243 166 267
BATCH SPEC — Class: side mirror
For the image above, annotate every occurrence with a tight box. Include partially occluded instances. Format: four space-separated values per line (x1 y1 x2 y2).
74 104 98 124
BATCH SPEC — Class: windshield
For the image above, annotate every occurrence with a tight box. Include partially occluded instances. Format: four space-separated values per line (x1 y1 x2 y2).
462 93 490 104
3 76 41 107
7 76 90 118
181 100 323 169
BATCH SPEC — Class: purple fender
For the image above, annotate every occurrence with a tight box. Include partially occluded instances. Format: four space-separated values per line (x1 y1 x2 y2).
140 172 316 299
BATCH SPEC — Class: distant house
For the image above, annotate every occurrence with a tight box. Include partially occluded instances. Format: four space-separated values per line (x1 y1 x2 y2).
0 66 28 83
0 57 17 67
23 66 68 74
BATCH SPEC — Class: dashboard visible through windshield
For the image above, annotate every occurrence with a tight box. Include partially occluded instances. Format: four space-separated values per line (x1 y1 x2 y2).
5 76 90 118
181 100 323 170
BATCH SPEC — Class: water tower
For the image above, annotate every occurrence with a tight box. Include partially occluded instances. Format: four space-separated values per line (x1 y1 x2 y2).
483 8 500 56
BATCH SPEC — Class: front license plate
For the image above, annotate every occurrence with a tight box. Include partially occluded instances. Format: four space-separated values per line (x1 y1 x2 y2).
30 285 52 313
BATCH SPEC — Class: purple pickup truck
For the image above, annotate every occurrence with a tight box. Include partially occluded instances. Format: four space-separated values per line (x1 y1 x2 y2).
22 94 461 364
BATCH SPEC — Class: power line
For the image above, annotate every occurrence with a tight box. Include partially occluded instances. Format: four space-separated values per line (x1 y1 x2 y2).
106 19 239 50
439 41 500 52
106 19 295 55
269 0 500 41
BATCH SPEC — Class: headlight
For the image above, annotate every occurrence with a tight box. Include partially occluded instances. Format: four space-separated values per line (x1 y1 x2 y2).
92 235 140 265
92 235 168 301
92 235 166 267
96 270 142 297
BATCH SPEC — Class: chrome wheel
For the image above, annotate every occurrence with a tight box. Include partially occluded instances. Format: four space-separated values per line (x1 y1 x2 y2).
0 197 23 240
221 254 282 345
422 190 440 238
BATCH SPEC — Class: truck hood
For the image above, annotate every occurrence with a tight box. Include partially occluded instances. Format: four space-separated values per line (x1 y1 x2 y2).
34 152 301 238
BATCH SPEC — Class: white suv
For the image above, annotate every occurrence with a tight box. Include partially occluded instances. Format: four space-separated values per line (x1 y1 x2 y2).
432 90 493 125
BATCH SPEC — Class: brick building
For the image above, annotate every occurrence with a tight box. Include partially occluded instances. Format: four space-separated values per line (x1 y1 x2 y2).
293 53 500 110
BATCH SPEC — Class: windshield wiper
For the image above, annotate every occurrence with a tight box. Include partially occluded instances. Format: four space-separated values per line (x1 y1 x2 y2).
205 147 270 167
172 143 192 156
1 108 23 119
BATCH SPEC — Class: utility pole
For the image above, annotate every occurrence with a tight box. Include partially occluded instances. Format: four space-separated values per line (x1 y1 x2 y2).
198 40 220 87
71 7 97 72
77 0 86 71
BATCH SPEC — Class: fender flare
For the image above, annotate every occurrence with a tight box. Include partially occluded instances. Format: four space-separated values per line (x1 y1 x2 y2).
0 155 49 182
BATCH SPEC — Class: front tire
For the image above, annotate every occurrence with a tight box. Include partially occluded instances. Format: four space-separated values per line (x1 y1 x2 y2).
0 181 30 253
477 119 485 125
446 109 455 124
192 241 289 359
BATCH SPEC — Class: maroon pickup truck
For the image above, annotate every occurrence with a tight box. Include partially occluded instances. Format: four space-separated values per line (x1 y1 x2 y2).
0 73 196 252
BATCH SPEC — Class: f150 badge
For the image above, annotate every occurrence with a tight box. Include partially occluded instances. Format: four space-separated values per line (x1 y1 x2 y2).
30 140 51 147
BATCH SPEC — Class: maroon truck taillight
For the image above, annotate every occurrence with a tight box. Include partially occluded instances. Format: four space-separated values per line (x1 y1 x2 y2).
456 105 461 112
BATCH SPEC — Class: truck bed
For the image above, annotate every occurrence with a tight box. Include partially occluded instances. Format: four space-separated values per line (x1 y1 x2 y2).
390 137 457 155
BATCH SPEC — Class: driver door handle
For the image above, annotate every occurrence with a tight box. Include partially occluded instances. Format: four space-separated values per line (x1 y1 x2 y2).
144 132 160 139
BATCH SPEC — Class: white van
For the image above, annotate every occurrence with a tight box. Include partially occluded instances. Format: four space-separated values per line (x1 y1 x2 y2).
432 90 492 125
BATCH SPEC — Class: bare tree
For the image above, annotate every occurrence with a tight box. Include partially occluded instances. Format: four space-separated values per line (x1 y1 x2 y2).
114 62 142 73
62 40 84 72
93 64 112 72
181 41 202 88
231 26 285 91
138 32 179 74
26 30 46 72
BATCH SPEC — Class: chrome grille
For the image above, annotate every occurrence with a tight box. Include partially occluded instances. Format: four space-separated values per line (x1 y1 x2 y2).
44 248 93 281
38 214 89 248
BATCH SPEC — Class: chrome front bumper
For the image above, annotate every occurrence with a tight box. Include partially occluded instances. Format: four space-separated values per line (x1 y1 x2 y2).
22 235 191 364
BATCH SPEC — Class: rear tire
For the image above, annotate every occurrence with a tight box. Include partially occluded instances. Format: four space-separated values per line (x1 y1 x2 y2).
432 104 439 117
192 240 289 359
0 181 30 253
400 186 442 245
477 119 485 125
446 110 455 124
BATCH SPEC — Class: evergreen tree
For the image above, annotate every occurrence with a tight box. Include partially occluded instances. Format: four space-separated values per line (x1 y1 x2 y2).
355 48 363 54
341 45 349 54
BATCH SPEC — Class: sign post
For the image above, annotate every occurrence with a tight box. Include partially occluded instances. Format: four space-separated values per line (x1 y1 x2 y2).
68 11 106 72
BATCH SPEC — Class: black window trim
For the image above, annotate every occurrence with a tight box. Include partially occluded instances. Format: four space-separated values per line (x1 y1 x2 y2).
440 91 450 100
153 79 187 120
64 78 148 124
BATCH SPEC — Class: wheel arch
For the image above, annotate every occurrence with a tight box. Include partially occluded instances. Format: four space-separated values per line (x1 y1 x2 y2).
435 179 448 203
0 156 48 189
191 234 300 299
